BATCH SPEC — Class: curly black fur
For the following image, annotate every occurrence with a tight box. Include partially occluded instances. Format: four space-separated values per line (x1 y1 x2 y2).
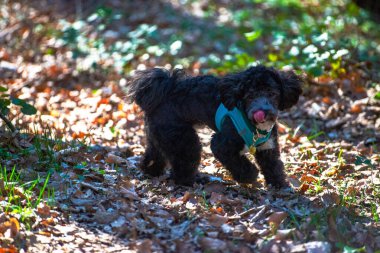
128 65 303 188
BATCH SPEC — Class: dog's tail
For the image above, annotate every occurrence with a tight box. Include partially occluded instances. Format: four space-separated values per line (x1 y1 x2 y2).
127 68 184 113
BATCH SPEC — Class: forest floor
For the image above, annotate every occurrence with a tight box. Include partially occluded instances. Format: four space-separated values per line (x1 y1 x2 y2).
0 0 379 252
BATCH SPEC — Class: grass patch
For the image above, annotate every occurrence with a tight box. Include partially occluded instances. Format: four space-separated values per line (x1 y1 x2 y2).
0 165 53 224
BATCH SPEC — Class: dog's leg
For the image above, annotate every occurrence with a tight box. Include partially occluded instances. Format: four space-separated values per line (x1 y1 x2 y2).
254 138 289 188
154 125 201 186
211 132 259 184
140 126 167 177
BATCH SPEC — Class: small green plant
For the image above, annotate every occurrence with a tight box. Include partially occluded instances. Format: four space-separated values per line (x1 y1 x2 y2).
307 178 324 195
200 191 210 209
0 86 37 132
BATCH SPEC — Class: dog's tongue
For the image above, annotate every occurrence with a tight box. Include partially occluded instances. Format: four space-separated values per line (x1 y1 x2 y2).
253 110 265 123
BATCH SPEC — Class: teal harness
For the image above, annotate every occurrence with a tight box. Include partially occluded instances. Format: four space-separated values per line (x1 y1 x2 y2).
215 103 273 154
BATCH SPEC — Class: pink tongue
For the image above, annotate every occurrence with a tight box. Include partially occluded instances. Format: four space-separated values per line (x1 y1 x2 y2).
253 110 265 123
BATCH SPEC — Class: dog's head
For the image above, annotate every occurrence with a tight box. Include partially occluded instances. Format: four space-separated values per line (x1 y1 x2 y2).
218 65 303 131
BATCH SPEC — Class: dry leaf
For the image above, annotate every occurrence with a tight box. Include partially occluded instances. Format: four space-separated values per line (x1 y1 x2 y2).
199 237 227 252
105 153 126 164
350 104 362 113
181 191 192 203
37 203 51 217
298 182 310 193
0 246 18 253
290 241 331 253
136 239 152 253
323 168 338 177
300 174 318 184
120 187 140 200
208 214 229 227
267 211 288 228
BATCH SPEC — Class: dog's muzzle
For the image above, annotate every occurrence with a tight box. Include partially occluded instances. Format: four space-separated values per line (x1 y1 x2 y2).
247 98 278 125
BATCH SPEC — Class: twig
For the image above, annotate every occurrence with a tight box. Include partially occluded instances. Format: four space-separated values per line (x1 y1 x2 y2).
228 204 266 221
249 205 268 222
0 111 16 132
80 181 105 193
54 146 81 159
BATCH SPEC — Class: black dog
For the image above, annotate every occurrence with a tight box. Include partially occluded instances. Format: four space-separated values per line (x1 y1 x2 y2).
128 66 302 188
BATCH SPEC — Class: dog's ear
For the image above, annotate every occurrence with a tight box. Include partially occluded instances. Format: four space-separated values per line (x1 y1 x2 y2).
278 70 303 110
218 74 245 110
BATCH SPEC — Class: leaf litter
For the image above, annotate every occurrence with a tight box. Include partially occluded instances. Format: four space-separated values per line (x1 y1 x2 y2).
0 0 379 252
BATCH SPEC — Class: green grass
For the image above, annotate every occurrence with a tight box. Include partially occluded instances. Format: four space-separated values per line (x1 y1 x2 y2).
0 165 53 223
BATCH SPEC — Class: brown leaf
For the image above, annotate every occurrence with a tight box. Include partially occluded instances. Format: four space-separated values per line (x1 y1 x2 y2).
9 218 20 237
209 192 222 205
323 168 338 177
298 182 310 193
94 209 119 224
199 237 227 252
322 96 333 105
36 203 51 218
0 246 18 253
208 214 229 227
181 191 192 203
266 211 288 228
274 229 294 240
327 208 342 242
204 182 225 193
350 104 362 113
120 187 140 200
290 241 331 253
300 174 318 184
175 240 195 253
209 192 240 206
320 192 341 206
288 176 302 188
105 153 126 164
136 239 152 253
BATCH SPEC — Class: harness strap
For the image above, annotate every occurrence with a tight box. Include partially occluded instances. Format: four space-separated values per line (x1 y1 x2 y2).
215 103 273 149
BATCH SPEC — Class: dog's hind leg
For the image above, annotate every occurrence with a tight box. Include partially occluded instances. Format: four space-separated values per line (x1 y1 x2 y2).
140 130 167 177
153 124 201 186
211 132 259 184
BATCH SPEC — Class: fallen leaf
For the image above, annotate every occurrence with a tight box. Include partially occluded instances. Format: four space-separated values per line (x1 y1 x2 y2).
350 104 362 113
94 209 119 224
208 214 229 227
288 176 302 188
266 211 288 229
120 187 140 200
0 246 18 253
320 192 341 206
323 168 338 177
37 203 51 218
300 174 318 184
136 239 152 253
290 241 331 253
105 153 126 164
181 191 192 203
199 237 227 252
275 228 295 240
298 182 310 193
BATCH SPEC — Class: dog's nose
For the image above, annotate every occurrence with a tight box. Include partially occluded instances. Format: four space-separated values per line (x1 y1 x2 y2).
253 110 266 123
